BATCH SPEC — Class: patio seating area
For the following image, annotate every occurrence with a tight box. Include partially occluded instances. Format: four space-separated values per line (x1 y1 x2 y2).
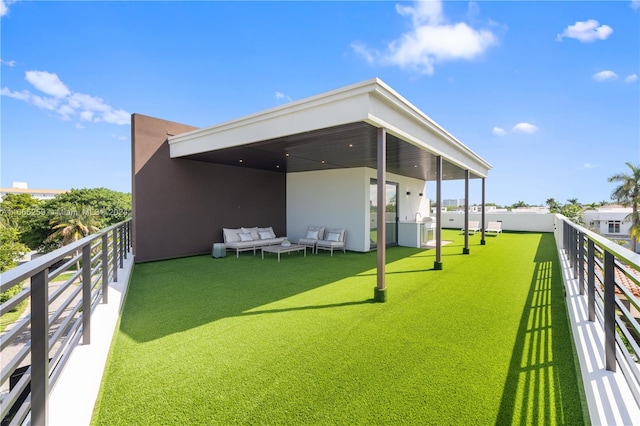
92 230 586 425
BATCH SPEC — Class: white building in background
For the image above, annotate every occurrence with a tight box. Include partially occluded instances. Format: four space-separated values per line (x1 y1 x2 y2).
0 181 67 200
584 205 636 250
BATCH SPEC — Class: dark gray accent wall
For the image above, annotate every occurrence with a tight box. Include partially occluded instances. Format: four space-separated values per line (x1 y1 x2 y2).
132 113 286 263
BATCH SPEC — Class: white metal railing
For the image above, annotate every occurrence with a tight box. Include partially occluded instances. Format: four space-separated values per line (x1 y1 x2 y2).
0 219 131 426
557 215 640 407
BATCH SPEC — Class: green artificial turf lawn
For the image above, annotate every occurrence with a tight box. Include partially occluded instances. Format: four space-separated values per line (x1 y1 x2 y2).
92 230 587 425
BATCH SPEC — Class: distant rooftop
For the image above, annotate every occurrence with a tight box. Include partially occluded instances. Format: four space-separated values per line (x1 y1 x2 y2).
0 182 67 200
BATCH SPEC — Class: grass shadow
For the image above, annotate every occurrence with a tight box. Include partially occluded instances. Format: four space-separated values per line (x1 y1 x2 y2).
119 245 427 343
495 233 587 425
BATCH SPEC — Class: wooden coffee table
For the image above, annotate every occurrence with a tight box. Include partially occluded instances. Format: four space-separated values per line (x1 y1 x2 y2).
261 244 306 262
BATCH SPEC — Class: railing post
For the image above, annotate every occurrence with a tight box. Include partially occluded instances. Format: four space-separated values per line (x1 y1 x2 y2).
578 231 585 295
119 225 124 268
571 226 582 278
563 221 569 254
123 222 128 260
112 228 118 282
31 269 49 426
587 239 595 322
82 244 91 345
604 250 616 371
102 233 109 304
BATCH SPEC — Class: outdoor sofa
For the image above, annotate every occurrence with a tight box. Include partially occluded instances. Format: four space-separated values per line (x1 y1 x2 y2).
223 227 286 257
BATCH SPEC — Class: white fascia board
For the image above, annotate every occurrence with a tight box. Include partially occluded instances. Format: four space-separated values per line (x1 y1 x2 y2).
366 88 491 178
169 79 380 158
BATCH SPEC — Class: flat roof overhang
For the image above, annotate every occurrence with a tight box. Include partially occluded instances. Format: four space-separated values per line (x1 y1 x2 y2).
168 78 492 181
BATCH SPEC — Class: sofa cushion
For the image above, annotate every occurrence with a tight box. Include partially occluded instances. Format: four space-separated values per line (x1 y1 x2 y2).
223 228 242 243
306 229 319 240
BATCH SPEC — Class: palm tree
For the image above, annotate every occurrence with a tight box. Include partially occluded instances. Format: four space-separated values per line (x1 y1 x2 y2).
47 205 101 273
608 162 640 252
545 197 560 213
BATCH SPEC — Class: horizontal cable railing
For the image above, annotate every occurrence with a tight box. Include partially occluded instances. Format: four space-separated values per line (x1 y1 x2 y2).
0 219 132 426
560 217 640 405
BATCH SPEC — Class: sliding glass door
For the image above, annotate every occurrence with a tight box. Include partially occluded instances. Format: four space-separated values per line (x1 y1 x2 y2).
369 179 398 249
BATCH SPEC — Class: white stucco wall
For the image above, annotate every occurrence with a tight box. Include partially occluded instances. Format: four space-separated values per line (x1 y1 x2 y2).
439 212 555 232
287 168 429 252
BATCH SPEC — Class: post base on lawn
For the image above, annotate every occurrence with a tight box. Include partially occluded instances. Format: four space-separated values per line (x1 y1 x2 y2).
374 287 387 303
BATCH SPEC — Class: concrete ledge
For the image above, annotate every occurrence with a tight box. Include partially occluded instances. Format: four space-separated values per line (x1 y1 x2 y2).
558 247 640 425
49 251 134 426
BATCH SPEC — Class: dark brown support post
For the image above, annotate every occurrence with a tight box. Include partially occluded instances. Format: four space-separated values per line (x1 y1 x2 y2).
587 239 595 322
578 231 585 295
119 225 124 268
604 250 616 371
434 156 443 270
102 233 109 304
481 178 486 245
112 228 118 282
82 244 91 345
375 127 387 302
463 170 470 254
31 269 49 426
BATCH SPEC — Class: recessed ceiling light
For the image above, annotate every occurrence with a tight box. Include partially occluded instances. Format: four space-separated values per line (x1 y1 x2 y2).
239 159 243 163
349 144 353 148
322 160 325 164
276 165 280 169
285 153 290 157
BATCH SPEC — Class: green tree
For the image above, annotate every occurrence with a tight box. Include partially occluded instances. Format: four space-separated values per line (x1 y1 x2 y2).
0 226 29 272
560 203 584 225
545 198 560 213
0 225 30 308
47 205 101 272
20 188 131 252
0 193 42 234
608 162 640 252
511 200 528 210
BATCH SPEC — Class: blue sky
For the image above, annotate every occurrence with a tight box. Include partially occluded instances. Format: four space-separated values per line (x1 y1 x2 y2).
1 0 638 206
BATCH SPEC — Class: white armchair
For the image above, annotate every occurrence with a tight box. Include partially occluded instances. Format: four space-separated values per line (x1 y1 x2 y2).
298 226 325 253
316 228 346 256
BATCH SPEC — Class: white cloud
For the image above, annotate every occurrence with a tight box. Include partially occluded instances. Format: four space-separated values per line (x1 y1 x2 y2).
492 126 506 136
352 0 498 75
632 0 640 10
512 122 538 134
625 74 638 83
275 91 292 103
0 0 15 17
101 108 130 125
111 133 128 141
25 70 71 98
1 58 16 66
592 70 618 82
75 123 85 129
583 163 596 169
0 87 29 101
557 20 613 42
1 70 130 126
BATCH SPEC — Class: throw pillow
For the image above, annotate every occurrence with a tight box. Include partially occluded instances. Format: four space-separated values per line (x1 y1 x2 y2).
327 232 341 242
258 227 276 239
258 231 272 240
306 230 319 239
239 232 253 242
